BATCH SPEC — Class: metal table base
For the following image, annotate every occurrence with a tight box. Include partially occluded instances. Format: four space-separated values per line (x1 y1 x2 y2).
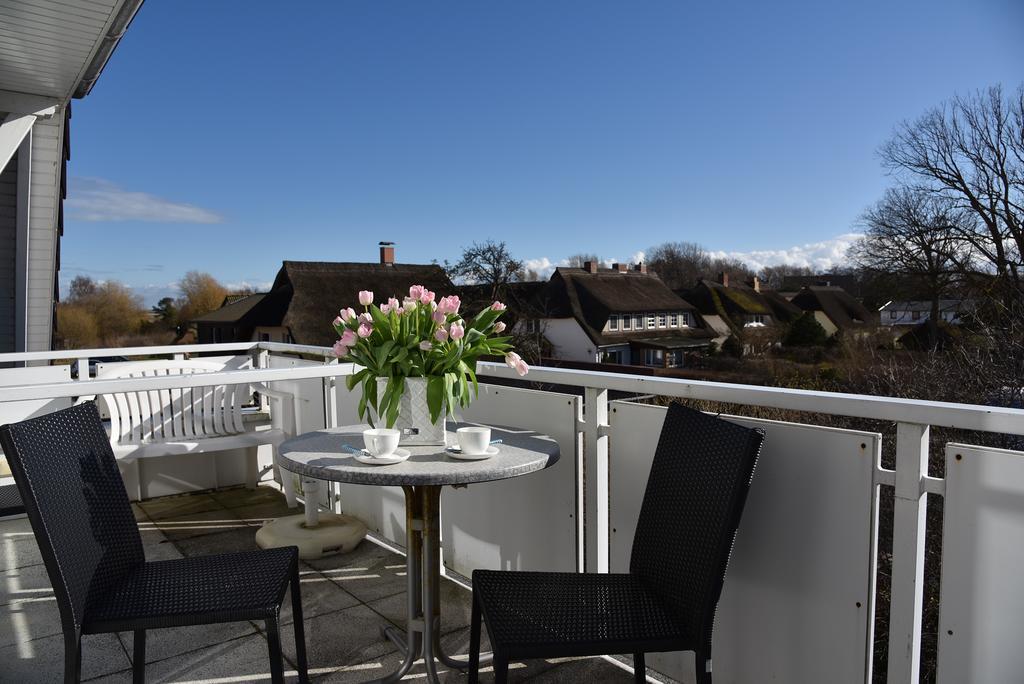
375 485 492 683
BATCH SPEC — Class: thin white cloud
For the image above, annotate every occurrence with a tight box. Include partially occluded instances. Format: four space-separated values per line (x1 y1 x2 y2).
67 177 224 224
707 233 863 272
524 235 861 282
225 280 273 293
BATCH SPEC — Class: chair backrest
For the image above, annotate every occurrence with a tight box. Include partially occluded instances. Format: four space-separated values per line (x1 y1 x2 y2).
629 403 764 650
0 402 144 632
94 360 250 447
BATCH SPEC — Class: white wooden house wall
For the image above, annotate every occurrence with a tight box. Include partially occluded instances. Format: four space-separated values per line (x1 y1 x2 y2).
0 110 64 355
0 135 15 352
25 116 63 353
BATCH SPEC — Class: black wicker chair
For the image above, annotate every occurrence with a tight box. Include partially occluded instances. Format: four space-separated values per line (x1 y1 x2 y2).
0 402 309 684
468 403 764 684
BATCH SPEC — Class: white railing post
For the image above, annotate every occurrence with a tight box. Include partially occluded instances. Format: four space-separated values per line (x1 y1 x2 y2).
887 422 929 683
583 386 610 573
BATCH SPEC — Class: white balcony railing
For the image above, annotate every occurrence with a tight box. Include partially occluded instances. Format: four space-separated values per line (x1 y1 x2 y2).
1 342 1023 684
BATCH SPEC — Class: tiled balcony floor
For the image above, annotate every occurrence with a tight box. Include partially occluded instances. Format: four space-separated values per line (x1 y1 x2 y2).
0 485 639 683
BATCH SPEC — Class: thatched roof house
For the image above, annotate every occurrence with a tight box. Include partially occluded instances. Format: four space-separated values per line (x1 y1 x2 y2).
194 244 454 346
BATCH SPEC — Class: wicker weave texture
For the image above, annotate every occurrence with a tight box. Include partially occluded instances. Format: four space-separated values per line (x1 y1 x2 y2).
629 404 763 646
0 402 144 630
470 402 764 671
85 547 296 631
472 570 687 648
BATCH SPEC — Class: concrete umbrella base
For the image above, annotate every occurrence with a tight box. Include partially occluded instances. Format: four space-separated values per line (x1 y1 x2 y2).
255 512 367 559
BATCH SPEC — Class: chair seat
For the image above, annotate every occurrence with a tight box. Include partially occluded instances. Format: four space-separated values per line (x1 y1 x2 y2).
472 570 691 658
112 427 287 460
84 547 297 633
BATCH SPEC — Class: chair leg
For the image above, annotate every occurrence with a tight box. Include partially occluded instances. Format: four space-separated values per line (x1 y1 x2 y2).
63 630 82 684
468 592 482 684
265 617 285 684
133 630 146 684
695 648 712 684
633 652 646 683
290 566 310 684
493 652 509 684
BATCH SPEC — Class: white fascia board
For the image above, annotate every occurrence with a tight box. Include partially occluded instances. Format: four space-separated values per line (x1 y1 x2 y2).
0 112 36 175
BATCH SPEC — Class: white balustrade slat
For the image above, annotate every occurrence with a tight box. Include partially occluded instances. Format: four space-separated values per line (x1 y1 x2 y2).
937 442 1024 683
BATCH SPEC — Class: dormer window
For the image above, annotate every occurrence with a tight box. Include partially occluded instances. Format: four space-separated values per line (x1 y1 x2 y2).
657 313 667 328
646 313 656 329
608 315 619 331
621 315 632 331
669 313 678 327
680 312 690 327
634 314 644 329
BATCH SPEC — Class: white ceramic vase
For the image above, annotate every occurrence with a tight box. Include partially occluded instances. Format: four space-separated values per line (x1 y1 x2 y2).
375 376 447 446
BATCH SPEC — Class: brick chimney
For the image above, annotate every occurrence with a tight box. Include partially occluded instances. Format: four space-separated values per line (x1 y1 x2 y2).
634 262 647 274
718 271 729 287
379 241 395 266
752 276 760 293
612 263 627 273
583 260 598 274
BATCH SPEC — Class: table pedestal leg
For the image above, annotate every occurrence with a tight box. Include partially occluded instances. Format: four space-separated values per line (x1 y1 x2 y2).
373 485 491 684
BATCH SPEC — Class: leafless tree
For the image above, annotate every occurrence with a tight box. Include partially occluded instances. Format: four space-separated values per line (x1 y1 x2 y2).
448 240 524 300
646 241 711 289
758 264 814 290
564 253 601 267
850 188 971 347
880 84 1024 295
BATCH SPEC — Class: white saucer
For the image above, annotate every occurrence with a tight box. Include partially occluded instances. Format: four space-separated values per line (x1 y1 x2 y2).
355 448 411 465
447 445 500 460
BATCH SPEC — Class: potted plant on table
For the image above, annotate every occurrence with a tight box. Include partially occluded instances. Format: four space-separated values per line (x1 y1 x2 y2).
331 286 529 446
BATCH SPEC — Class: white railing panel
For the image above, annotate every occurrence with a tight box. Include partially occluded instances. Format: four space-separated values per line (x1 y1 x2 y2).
266 354 332 509
0 364 71 425
444 384 581 576
331 380 408 548
937 443 1024 684
608 401 879 684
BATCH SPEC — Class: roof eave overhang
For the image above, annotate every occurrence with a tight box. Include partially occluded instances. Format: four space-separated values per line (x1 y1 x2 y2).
73 0 146 99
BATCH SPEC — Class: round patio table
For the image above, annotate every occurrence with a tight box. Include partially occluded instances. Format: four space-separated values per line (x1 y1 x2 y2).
277 421 561 684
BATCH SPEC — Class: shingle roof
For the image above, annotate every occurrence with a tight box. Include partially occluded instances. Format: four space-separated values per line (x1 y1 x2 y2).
201 261 455 347
790 286 876 330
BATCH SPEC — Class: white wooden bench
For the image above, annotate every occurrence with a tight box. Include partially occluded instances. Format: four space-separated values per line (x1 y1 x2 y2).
92 359 297 502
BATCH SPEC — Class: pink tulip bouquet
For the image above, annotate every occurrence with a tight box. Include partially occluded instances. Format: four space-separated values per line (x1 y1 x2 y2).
332 285 528 428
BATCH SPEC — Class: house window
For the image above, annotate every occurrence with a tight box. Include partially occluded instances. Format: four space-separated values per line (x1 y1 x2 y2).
621 315 632 331
748 314 766 324
646 314 656 329
634 314 644 329
608 315 619 331
657 313 667 328
524 319 540 333
644 349 664 366
260 333 270 342
912 311 921 321
213 328 222 343
669 313 678 327
889 311 897 320
601 349 622 364
680 312 690 327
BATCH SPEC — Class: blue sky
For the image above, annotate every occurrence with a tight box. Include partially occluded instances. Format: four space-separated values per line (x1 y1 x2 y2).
61 0 1024 304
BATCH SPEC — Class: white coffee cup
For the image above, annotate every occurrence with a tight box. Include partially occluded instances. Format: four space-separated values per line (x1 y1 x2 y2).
363 428 401 457
457 426 491 455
